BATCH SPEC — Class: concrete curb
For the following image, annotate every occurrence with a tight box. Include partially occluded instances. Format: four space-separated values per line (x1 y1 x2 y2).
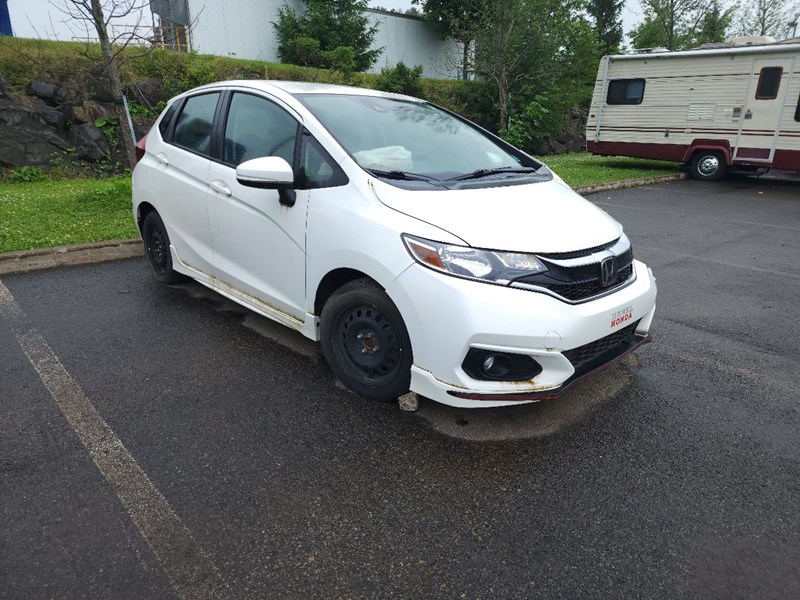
0 239 143 276
0 173 686 276
574 172 687 195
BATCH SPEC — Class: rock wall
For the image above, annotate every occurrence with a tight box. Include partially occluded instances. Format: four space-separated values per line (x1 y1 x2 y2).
0 72 166 170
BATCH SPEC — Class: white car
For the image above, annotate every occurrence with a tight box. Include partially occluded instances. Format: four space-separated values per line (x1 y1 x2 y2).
132 81 657 408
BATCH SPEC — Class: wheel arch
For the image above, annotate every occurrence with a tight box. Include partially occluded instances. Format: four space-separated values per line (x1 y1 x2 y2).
136 201 157 235
682 140 732 166
313 268 377 317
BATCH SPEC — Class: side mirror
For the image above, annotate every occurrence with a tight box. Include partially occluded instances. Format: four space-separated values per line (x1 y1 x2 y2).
236 156 296 206
236 156 294 190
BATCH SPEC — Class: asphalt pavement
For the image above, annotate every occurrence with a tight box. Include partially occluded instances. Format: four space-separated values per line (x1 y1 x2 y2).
2 175 799 599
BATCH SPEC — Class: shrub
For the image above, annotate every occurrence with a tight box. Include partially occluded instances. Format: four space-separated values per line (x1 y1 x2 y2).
376 62 424 97
6 166 49 183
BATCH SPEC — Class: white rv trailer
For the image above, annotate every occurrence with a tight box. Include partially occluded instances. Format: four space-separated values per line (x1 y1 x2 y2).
586 38 800 180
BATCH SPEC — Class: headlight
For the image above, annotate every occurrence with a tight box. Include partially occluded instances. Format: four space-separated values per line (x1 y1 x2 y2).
403 235 547 285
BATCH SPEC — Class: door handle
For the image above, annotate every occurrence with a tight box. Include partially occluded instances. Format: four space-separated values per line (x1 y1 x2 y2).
210 180 232 196
155 152 169 166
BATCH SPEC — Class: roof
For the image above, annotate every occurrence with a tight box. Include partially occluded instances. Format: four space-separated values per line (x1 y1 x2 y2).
609 41 800 61
189 80 419 101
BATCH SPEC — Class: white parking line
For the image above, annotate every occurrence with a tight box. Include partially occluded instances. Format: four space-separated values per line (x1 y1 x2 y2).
0 279 232 600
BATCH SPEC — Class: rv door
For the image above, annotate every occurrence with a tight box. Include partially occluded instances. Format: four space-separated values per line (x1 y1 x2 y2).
734 58 794 164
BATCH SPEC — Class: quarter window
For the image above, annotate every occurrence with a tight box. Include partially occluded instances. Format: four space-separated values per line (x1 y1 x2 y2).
607 79 645 105
158 101 180 140
756 67 782 99
172 93 220 155
223 93 298 167
299 136 348 189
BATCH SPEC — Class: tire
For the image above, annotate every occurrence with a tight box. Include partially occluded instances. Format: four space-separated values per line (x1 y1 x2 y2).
320 279 413 402
142 211 184 284
689 150 728 182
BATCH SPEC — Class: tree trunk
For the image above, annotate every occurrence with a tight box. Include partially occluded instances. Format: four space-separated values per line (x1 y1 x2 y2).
461 39 470 80
89 0 136 168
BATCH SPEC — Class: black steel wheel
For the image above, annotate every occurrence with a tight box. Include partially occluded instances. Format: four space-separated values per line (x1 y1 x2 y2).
142 211 183 284
689 150 728 182
320 279 413 402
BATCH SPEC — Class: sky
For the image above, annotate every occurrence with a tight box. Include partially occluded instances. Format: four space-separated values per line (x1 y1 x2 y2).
6 0 644 45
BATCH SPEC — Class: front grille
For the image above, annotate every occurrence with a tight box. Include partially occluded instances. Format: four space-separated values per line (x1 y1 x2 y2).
542 264 633 301
562 320 640 369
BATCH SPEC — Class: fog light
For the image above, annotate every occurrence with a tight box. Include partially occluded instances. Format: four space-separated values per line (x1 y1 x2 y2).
462 348 543 381
482 355 511 378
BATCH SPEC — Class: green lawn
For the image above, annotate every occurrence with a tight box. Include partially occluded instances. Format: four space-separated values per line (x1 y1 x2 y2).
0 177 138 253
0 153 681 253
544 153 680 187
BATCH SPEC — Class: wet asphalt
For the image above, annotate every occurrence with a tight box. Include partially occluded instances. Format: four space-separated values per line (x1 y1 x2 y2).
1 175 799 599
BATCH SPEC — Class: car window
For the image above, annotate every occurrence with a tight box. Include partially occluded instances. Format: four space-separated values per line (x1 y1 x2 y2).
299 135 348 189
756 67 782 99
158 101 180 140
607 79 645 105
223 93 299 167
172 93 220 155
298 94 532 179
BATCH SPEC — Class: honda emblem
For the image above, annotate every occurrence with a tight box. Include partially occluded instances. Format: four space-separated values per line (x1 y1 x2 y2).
600 256 617 287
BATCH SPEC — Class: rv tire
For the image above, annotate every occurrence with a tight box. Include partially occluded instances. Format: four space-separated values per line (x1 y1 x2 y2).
690 151 728 182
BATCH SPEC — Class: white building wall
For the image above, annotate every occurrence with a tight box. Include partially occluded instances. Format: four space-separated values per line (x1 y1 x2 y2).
183 0 458 78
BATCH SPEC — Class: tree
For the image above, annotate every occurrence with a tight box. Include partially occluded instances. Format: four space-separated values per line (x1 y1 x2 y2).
473 0 598 134
274 0 381 72
735 0 792 37
55 0 149 166
694 0 734 44
630 0 718 50
412 0 483 79
587 0 625 55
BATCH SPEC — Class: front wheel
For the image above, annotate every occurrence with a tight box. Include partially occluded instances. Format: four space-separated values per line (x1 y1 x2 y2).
689 150 728 182
142 211 184 284
320 279 413 402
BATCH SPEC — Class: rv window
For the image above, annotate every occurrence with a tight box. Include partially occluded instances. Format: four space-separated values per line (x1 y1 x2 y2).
795 93 800 122
607 79 645 105
756 67 782 100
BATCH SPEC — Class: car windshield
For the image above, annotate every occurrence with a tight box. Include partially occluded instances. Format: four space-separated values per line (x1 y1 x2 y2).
298 94 544 184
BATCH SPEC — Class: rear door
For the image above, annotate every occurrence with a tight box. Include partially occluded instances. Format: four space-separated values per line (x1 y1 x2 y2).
734 58 794 164
147 91 221 273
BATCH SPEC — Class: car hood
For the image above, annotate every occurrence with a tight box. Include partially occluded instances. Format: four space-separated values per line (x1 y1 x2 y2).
370 178 623 253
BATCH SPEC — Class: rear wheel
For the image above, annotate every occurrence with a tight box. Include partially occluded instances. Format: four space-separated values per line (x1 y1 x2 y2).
689 150 728 182
142 211 184 284
320 279 412 402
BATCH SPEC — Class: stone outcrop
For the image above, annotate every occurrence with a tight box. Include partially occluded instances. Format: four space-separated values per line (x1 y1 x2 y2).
0 77 139 168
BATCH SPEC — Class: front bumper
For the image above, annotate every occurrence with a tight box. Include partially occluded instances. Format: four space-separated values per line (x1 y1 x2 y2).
386 260 657 408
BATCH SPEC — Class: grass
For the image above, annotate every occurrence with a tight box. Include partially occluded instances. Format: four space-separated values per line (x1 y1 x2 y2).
544 153 680 187
0 177 138 253
0 153 681 253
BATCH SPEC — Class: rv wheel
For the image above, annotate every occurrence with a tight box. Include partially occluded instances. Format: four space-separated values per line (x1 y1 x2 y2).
690 151 728 182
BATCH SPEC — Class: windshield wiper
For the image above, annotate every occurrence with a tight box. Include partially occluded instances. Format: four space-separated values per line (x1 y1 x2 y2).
366 168 440 183
445 166 540 182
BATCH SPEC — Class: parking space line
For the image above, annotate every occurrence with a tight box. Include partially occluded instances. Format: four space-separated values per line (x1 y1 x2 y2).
0 279 232 600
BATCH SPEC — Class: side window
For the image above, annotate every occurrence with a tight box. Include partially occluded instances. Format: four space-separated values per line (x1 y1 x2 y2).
158 101 179 140
795 93 800 122
299 135 348 189
607 78 645 105
756 67 782 99
223 93 298 167
172 93 220 156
